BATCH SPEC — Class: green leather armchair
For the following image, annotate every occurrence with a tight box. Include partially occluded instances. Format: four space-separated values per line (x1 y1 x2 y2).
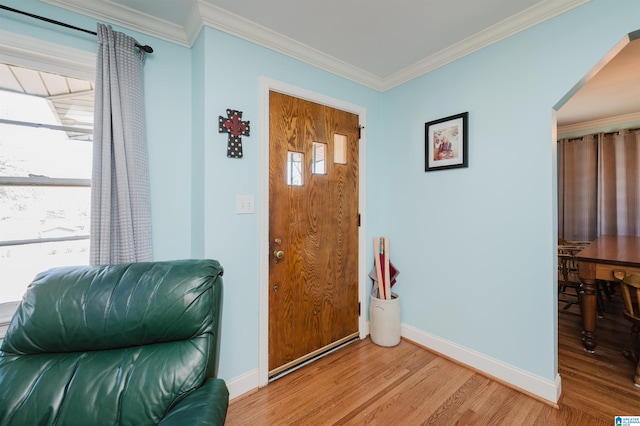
0 259 229 425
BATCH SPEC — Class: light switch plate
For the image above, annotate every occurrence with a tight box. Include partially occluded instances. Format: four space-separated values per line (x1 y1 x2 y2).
236 195 255 214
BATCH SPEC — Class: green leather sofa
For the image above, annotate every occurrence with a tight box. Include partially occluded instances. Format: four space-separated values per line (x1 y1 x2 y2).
0 259 229 425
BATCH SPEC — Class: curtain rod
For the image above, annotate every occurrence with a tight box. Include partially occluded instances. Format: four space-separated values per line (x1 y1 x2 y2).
560 127 640 141
0 5 153 53
604 127 640 136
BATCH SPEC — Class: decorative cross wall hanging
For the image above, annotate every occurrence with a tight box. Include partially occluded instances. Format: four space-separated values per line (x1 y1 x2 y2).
219 109 250 158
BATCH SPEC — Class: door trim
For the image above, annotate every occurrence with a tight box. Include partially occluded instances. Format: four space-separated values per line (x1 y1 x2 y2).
258 77 367 386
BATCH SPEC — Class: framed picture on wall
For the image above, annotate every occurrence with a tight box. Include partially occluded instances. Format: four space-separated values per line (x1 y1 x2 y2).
425 112 468 171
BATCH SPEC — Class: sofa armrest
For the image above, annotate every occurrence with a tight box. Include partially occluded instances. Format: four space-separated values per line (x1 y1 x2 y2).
160 378 229 426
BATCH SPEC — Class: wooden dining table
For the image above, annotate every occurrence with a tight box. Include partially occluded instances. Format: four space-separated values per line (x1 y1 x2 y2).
575 235 640 352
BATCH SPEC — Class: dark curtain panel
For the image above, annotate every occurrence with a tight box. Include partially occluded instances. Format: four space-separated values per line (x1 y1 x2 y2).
558 135 598 241
598 130 640 236
558 130 640 241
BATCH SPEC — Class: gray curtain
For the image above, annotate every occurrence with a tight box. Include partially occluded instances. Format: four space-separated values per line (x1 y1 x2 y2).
557 135 598 241
598 130 640 236
558 130 640 241
90 24 152 265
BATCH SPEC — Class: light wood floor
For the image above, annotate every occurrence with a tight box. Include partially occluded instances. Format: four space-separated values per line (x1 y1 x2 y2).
227 291 640 425
558 288 640 421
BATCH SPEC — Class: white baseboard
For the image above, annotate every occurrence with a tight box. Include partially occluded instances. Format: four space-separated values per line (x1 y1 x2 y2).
400 323 561 405
226 368 260 400
226 323 561 405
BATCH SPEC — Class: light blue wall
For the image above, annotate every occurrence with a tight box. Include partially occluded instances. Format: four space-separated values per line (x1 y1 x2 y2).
1 0 96 52
144 43 193 261
190 33 207 259
381 0 640 379
4 0 640 390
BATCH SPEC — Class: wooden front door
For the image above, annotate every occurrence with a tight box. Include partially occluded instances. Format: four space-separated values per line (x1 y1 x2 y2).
268 91 360 376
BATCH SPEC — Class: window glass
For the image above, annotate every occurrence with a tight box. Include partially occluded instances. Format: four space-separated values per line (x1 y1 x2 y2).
312 142 326 175
0 240 89 302
334 134 347 164
0 186 90 241
287 151 304 186
0 123 92 179
0 65 93 305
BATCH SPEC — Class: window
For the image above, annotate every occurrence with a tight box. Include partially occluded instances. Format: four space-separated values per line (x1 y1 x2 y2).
312 142 326 174
0 63 94 307
287 151 304 186
334 134 347 165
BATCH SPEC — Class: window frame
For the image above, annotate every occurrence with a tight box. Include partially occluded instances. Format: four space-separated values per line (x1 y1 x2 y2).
0 31 96 332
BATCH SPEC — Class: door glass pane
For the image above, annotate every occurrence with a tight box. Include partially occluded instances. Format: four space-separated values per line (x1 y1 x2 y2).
334 134 347 164
312 142 326 175
287 151 304 186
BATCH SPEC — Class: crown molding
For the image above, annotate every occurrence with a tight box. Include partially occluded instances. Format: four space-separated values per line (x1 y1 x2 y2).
557 112 640 135
183 3 205 47
194 1 385 91
0 29 95 79
382 0 591 91
37 0 590 91
39 0 191 47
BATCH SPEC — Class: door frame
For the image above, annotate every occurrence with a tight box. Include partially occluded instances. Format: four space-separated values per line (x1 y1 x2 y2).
258 77 367 386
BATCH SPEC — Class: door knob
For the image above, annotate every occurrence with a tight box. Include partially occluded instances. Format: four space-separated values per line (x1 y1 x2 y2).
273 250 284 260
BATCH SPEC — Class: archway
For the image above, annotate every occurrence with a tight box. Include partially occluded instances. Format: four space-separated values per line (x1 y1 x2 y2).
553 29 640 408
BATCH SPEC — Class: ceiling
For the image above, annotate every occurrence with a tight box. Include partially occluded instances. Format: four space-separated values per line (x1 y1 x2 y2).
556 37 640 130
120 0 545 79
12 0 640 129
40 0 588 90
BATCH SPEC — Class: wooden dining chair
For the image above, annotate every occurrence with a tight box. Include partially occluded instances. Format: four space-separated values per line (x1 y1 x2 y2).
557 238 611 317
557 239 589 315
558 251 580 313
619 273 640 386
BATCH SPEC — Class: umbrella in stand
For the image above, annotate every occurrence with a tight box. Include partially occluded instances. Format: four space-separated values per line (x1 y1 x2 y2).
379 237 387 299
370 237 399 299
383 237 391 299
373 237 384 299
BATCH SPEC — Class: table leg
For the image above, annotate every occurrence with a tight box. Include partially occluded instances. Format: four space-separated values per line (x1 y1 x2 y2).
579 278 597 352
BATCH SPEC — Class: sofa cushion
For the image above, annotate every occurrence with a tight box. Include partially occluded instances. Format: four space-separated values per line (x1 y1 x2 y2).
0 339 211 424
2 260 222 355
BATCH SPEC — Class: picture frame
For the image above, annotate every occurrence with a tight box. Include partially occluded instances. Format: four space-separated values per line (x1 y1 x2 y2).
425 112 468 172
